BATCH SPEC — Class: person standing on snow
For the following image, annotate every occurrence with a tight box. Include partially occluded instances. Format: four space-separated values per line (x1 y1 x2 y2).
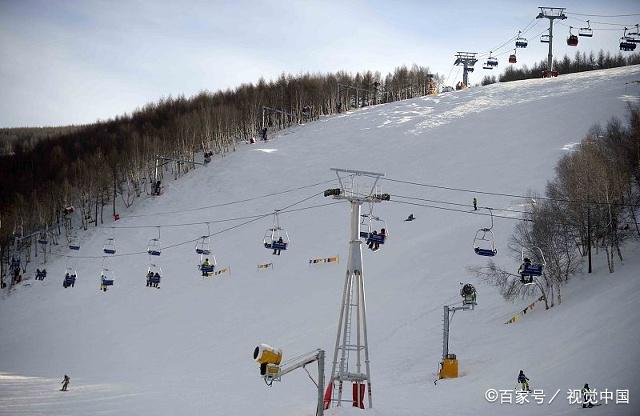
473 197 478 211
582 383 594 408
517 370 530 391
61 374 70 391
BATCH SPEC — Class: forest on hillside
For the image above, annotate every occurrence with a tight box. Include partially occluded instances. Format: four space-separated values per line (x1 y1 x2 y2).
0 64 439 283
495 50 640 83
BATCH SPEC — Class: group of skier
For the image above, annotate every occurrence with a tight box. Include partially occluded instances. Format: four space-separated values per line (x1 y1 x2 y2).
517 371 596 408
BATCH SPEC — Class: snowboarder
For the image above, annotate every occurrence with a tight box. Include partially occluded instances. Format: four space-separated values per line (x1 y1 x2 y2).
582 383 594 408
405 214 415 222
61 374 70 391
517 370 530 392
473 197 477 211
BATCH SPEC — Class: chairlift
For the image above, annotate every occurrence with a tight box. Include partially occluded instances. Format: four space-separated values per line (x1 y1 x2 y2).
63 267 77 288
359 209 388 251
195 223 212 255
518 246 546 285
567 27 578 46
484 52 498 69
473 208 497 257
515 31 528 48
35 268 47 281
578 20 593 37
629 25 640 37
38 232 48 245
508 50 517 64
100 268 115 291
147 227 162 256
263 211 290 255
541 33 550 43
146 264 162 287
68 235 80 250
199 254 217 276
103 237 116 255
620 40 637 51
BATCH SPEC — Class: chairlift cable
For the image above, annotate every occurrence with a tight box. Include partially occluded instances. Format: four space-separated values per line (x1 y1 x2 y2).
382 176 640 209
125 177 337 218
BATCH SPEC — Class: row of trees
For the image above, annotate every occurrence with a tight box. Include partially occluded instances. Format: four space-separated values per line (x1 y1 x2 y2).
498 50 640 83
0 64 439 287
474 107 640 309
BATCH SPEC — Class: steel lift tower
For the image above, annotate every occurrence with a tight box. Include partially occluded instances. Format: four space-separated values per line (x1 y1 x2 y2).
323 168 389 409
536 7 567 76
453 52 478 88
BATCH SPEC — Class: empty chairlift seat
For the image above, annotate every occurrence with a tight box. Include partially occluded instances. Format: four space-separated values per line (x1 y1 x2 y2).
103 238 116 255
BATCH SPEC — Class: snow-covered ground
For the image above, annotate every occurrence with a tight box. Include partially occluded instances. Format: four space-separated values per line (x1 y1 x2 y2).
1 66 640 416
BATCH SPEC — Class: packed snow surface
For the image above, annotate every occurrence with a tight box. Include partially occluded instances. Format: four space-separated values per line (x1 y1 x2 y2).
2 66 640 415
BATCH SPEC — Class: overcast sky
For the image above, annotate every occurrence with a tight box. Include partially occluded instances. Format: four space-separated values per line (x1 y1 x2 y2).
1 0 638 127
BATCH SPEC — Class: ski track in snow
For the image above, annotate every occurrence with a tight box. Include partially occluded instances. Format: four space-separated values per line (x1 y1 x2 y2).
1 65 640 416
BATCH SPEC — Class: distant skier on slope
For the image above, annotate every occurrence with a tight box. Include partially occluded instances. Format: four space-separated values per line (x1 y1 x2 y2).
473 197 477 211
61 374 70 391
582 383 594 408
517 370 531 392
405 213 415 222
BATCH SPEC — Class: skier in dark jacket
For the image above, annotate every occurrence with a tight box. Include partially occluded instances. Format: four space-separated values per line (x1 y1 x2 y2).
517 370 530 391
582 383 594 408
61 374 70 391
473 197 478 211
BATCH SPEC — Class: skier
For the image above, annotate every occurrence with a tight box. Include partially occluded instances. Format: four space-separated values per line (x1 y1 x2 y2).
153 272 160 288
261 127 268 141
61 374 70 391
405 214 415 222
518 258 532 275
517 370 531 392
367 230 378 250
202 258 211 276
582 383 594 408
273 236 284 256
146 270 153 287
473 197 477 211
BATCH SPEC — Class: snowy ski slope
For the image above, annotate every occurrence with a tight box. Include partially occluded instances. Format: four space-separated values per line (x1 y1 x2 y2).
1 65 640 416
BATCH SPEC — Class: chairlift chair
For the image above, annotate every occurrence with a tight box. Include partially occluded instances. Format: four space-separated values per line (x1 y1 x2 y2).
63 267 77 288
146 264 162 287
578 20 593 37
518 247 546 285
620 39 637 51
541 34 550 43
567 27 579 46
147 227 161 256
508 52 517 64
263 212 290 253
68 235 80 251
359 212 388 250
195 236 211 255
199 254 217 276
473 208 497 256
515 31 528 48
103 238 116 255
100 268 115 291
38 232 48 245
